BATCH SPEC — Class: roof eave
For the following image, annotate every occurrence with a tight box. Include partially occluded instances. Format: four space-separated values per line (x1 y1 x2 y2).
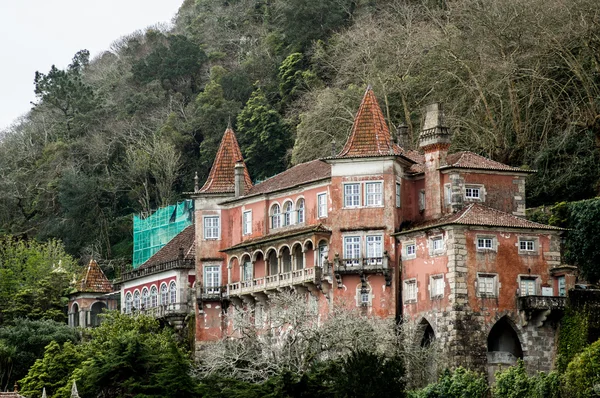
393 222 564 236
438 165 536 174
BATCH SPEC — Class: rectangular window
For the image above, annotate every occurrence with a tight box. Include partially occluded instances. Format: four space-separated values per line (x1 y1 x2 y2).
520 277 537 296
243 210 252 235
432 237 443 253
317 193 327 218
396 182 401 208
519 240 535 251
406 244 416 257
343 236 361 266
365 182 383 206
242 261 253 282
404 279 417 302
558 276 566 297
465 187 480 199
430 275 444 298
477 238 493 250
344 184 361 207
204 216 220 239
204 266 221 293
444 184 451 206
366 235 383 265
419 190 426 211
477 274 497 297
360 291 370 304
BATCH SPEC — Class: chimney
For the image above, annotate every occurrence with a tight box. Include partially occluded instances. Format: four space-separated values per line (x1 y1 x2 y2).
234 160 244 198
396 123 409 149
419 103 452 219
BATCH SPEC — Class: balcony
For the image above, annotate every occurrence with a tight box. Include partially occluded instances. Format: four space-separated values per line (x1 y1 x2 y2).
334 254 389 275
517 295 566 312
118 258 194 283
200 286 227 301
228 267 321 297
136 302 190 318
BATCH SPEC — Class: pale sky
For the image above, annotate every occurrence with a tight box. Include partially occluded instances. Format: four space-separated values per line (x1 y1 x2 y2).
0 1 185 131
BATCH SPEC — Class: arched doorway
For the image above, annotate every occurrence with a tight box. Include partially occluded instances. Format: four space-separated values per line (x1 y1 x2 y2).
293 244 304 270
267 250 278 275
281 247 292 273
419 319 435 347
487 317 523 365
90 302 107 327
71 303 80 327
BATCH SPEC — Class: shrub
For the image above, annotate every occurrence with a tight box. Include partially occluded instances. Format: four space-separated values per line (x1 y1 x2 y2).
410 367 488 398
562 339 600 398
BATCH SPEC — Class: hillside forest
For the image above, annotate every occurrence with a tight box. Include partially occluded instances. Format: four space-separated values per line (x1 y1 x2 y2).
1 0 600 274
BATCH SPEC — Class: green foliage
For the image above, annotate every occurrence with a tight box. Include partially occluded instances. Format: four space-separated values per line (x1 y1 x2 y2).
493 360 561 398
557 307 590 372
237 88 292 180
0 319 78 392
410 367 488 398
562 338 600 398
0 237 77 325
562 199 600 283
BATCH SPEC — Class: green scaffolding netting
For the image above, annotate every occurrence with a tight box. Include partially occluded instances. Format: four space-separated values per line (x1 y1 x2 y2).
132 200 194 268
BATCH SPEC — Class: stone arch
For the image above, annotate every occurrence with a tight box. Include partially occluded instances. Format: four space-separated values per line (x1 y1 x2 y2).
316 239 329 267
228 255 239 268
240 253 253 281
487 316 524 365
418 317 436 347
292 242 304 270
266 248 278 275
252 249 265 262
280 246 292 273
303 239 314 251
90 301 107 327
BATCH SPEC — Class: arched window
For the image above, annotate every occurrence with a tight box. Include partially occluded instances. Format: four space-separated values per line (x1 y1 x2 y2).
283 201 293 226
125 293 133 314
133 291 140 310
296 198 305 223
271 204 281 229
169 281 177 304
317 241 329 267
72 303 80 327
142 288 149 309
90 302 107 327
160 283 168 305
150 285 158 308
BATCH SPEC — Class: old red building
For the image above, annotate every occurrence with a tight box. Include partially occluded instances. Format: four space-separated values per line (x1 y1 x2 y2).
165 86 573 375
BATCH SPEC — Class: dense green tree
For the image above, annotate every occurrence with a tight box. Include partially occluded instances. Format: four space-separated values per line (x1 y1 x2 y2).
237 88 292 180
410 368 488 398
0 319 78 392
562 338 600 398
562 199 600 283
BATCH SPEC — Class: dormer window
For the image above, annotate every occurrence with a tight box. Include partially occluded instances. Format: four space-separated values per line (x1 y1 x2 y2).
271 204 281 229
465 187 480 199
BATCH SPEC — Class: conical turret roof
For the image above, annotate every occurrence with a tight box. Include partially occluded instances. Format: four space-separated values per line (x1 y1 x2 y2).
74 259 113 294
337 86 396 158
199 126 252 194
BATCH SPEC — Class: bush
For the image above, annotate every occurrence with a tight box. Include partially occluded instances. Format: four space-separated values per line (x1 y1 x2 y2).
493 360 561 398
410 367 488 398
562 339 600 398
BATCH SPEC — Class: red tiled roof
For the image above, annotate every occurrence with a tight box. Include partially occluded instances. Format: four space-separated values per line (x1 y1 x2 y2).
337 86 397 158
442 151 533 173
199 127 252 194
243 160 331 197
397 203 564 234
75 259 113 293
223 224 331 252
141 225 195 268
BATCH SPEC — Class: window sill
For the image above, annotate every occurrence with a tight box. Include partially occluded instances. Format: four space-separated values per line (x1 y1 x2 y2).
518 251 539 256
477 294 498 299
404 299 417 304
430 295 444 300
476 248 497 253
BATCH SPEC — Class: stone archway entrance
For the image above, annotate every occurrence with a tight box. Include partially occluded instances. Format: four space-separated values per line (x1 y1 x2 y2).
487 316 523 380
90 302 107 327
420 319 436 348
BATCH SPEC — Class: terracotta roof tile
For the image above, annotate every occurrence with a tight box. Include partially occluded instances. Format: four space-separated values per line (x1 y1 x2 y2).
223 224 331 252
397 203 564 234
337 86 396 158
199 127 252 194
141 225 195 268
75 259 113 293
442 151 533 173
242 160 331 197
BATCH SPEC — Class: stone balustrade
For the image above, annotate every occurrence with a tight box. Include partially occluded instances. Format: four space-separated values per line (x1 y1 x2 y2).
228 267 318 296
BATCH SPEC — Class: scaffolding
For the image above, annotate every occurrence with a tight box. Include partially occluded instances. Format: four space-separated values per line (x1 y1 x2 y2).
132 200 194 268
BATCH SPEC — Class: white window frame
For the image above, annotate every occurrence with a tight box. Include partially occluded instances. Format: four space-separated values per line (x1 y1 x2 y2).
296 198 305 224
204 265 221 293
366 235 383 265
395 182 401 208
283 201 294 226
271 204 281 229
150 285 158 308
430 274 445 299
169 281 177 304
476 273 498 297
203 215 220 240
405 242 416 259
317 241 328 267
142 287 149 308
133 290 140 310
242 261 253 281
344 183 361 208
404 279 417 303
476 235 496 252
343 236 361 266
464 184 485 202
518 237 538 254
243 210 252 235
125 292 133 313
317 193 327 218
365 182 383 207
558 276 566 297
160 283 168 305
444 183 451 206
430 236 444 255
